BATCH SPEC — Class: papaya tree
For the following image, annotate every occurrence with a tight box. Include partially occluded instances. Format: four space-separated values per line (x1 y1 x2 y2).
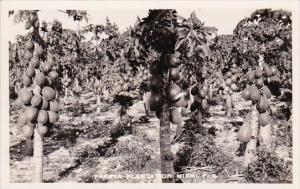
11 10 60 183
174 11 216 128
133 9 184 183
234 9 292 167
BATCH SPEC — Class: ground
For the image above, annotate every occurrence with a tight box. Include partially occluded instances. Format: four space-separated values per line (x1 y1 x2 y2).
9 89 292 183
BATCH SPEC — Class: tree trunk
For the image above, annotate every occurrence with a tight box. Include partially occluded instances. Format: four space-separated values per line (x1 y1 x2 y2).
96 95 101 113
75 79 79 92
209 84 213 100
113 105 124 126
159 104 174 183
243 106 259 167
226 94 232 117
143 92 151 117
258 123 272 150
196 109 202 127
174 107 183 140
33 128 43 182
65 88 68 99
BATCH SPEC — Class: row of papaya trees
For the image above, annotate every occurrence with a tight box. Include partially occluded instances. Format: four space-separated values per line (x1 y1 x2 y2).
9 8 292 182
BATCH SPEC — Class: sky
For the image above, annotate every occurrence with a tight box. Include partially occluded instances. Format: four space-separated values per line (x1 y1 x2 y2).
8 9 256 42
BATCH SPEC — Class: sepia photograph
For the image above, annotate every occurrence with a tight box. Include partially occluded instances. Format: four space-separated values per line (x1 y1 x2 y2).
0 0 299 188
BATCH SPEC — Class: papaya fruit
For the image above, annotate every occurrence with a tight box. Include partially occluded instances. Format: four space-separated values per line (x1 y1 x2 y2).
20 90 33 105
230 83 238 92
173 93 188 108
263 65 273 77
238 118 252 142
25 67 35 77
166 83 182 101
24 51 33 60
41 97 49 110
231 75 238 83
25 41 34 50
25 106 38 123
12 98 23 111
258 112 271 126
271 66 278 76
167 54 180 67
170 108 182 124
36 45 44 56
256 78 264 89
169 68 180 81
36 124 48 136
249 85 260 103
256 67 263 78
22 125 34 138
37 110 48 124
225 71 232 78
247 71 256 83
225 78 232 86
262 85 272 99
257 95 269 113
42 62 52 73
34 72 46 86
42 87 56 101
31 95 42 107
30 57 39 68
191 86 198 96
48 111 59 123
22 75 32 87
48 71 59 80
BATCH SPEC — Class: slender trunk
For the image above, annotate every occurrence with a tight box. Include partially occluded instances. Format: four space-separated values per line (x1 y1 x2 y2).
174 107 183 140
96 95 101 113
76 79 79 92
159 104 174 183
219 90 222 96
243 106 259 167
174 122 183 141
143 92 151 117
65 88 68 99
144 103 151 117
33 128 43 182
209 84 213 100
258 123 272 150
113 105 124 126
196 109 202 127
226 94 232 117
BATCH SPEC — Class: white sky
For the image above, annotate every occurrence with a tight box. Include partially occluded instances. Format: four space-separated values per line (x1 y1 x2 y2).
8 9 256 42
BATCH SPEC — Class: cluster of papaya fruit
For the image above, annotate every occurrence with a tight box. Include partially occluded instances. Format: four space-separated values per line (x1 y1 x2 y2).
13 39 59 139
148 52 190 124
238 65 275 142
223 64 241 94
95 61 149 100
189 83 209 113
